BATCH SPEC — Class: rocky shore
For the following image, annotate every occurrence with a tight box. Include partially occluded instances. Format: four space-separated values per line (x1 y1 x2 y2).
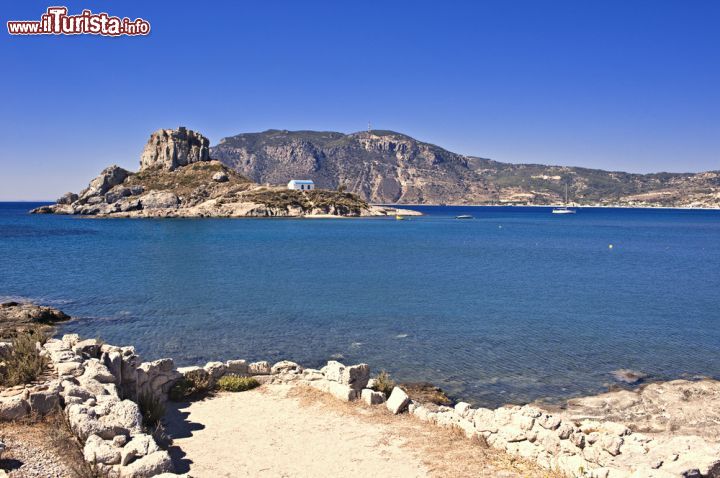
1 304 719 478
30 127 420 219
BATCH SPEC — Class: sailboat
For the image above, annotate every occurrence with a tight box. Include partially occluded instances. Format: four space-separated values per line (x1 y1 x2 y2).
552 184 576 214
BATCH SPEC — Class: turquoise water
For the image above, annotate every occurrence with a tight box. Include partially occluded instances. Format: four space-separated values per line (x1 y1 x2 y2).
1 202 719 406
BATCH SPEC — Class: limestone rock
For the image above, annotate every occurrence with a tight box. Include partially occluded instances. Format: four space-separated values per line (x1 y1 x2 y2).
82 359 116 384
28 388 59 415
271 360 303 375
248 361 271 375
139 191 179 209
119 450 173 477
0 395 29 421
80 165 130 200
225 360 248 376
361 388 386 405
140 127 210 171
84 434 121 465
212 171 229 182
120 434 159 466
57 192 78 204
386 387 410 414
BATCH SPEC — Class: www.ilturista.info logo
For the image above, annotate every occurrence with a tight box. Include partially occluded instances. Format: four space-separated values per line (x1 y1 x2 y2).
7 7 150 36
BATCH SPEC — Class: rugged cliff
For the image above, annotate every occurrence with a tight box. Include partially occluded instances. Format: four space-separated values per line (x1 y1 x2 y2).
211 129 720 207
31 128 415 218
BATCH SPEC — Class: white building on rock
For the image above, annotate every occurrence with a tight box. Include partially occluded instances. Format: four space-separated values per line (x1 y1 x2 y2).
287 180 315 191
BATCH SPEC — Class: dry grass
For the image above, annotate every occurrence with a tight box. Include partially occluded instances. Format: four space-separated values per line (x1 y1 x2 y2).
286 386 564 478
0 327 48 387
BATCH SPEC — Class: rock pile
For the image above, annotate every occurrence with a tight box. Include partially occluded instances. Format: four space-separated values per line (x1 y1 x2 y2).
3 331 718 478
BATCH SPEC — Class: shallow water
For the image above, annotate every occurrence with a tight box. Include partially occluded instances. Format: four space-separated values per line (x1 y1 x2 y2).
1 203 719 407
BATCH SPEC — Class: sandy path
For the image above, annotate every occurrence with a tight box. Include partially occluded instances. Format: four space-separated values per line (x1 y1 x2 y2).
165 384 552 478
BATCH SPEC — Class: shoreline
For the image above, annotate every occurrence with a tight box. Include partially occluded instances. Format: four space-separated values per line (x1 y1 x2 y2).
2 301 720 477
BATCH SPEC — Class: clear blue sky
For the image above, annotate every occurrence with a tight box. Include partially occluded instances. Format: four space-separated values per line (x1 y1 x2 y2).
1 0 718 200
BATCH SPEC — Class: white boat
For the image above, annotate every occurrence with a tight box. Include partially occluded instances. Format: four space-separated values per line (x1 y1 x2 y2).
456 214 473 219
552 184 576 214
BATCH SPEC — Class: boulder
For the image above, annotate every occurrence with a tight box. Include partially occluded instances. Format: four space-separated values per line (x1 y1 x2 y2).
119 450 173 477
342 364 370 390
0 342 12 359
321 361 345 382
84 434 121 465
0 395 29 421
82 359 116 384
386 387 410 414
203 361 227 383
212 172 229 182
80 165 130 200
74 339 102 358
327 382 358 402
271 360 303 375
140 127 210 171
98 400 143 437
120 434 160 466
139 191 179 209
28 388 59 415
225 360 248 376
361 388 386 405
57 192 79 204
248 361 271 375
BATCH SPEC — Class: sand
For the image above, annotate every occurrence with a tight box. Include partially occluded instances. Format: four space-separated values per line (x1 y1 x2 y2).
165 384 553 478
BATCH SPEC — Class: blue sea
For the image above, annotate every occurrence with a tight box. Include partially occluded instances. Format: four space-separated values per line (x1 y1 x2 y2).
1 202 719 407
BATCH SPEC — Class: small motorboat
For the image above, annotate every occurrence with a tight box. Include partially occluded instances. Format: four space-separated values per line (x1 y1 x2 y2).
395 215 405 220
456 214 473 219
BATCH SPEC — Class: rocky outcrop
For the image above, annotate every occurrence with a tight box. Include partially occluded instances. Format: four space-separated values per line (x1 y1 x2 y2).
0 301 70 337
140 127 210 171
212 129 720 207
31 128 419 218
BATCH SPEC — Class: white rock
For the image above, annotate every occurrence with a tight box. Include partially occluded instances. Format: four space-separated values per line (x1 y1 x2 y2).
225 360 248 375
271 360 303 375
0 395 29 421
120 433 160 466
82 359 116 384
119 450 172 477
386 387 410 414
203 361 227 382
327 382 357 402
322 361 345 382
248 361 271 375
361 388 386 405
84 434 121 465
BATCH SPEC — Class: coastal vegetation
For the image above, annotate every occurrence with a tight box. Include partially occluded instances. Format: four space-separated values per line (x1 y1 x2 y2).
0 327 48 387
169 368 212 401
216 375 260 392
371 370 396 397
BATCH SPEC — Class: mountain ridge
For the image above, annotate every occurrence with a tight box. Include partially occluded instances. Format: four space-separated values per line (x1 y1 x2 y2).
211 129 720 207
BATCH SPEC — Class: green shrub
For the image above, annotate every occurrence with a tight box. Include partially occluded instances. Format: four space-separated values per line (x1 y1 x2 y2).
372 370 396 397
216 375 259 392
137 391 165 428
168 369 212 401
0 327 48 386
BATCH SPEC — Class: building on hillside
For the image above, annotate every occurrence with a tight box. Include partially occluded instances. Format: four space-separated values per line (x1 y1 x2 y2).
287 179 315 191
